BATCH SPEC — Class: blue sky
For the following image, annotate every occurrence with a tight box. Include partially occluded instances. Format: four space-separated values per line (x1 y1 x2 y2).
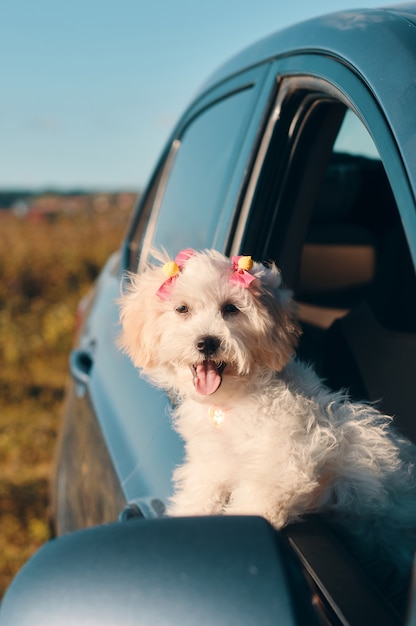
1 0 386 191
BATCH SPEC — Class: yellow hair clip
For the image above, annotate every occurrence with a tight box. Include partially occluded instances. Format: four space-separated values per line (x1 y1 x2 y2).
237 256 253 272
162 261 180 278
156 249 196 300
230 255 255 288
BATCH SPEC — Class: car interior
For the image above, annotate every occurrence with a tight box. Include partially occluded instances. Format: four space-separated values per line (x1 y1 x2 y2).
284 109 416 623
251 92 416 448
295 148 416 442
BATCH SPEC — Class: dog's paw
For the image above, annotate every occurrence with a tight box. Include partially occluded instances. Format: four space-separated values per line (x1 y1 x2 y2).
224 483 295 528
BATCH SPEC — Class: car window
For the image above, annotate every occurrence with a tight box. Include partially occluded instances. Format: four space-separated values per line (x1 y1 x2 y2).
141 87 255 262
238 73 416 446
296 108 398 331
292 106 416 443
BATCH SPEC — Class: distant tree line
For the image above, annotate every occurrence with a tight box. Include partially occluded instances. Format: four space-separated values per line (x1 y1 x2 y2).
0 191 33 210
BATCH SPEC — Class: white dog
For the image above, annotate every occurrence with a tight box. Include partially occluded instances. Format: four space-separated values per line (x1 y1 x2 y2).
119 248 416 601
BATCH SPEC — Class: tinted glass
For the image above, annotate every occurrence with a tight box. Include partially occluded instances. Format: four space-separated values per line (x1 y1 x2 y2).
149 88 254 256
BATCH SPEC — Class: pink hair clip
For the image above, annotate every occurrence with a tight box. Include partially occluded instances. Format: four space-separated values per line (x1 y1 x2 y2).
156 249 195 300
229 255 255 288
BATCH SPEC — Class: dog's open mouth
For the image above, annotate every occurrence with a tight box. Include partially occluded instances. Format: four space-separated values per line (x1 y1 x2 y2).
191 361 226 396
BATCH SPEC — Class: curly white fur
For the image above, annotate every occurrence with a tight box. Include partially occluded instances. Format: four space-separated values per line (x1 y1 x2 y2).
119 248 416 602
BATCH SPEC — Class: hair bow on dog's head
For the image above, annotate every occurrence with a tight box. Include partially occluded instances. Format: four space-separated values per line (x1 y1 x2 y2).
156 249 195 300
230 255 255 288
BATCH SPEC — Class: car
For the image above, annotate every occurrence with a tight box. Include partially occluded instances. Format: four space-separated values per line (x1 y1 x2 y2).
2 3 416 625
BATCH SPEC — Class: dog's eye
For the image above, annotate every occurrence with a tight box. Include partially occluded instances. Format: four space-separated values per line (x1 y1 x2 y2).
175 305 189 315
222 303 239 316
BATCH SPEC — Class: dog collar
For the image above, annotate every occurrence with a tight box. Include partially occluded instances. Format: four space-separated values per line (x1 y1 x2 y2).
208 406 227 428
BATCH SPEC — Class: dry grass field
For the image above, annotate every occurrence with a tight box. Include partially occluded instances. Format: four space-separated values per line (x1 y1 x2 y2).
0 197 133 597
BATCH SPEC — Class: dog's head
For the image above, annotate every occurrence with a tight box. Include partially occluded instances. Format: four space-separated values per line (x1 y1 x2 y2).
118 249 300 398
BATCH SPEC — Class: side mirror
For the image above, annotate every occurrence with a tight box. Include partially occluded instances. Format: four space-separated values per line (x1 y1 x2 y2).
0 515 319 625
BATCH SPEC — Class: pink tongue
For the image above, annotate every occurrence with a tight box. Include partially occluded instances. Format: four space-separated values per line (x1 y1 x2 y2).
194 360 221 395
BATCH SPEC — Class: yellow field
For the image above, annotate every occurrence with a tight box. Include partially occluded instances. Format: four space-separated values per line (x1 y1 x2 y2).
0 200 132 597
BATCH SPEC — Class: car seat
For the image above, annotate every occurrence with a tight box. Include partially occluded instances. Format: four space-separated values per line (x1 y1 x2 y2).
318 225 416 442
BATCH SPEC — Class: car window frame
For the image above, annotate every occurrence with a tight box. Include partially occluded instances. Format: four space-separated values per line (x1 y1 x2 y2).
229 54 416 277
121 63 278 273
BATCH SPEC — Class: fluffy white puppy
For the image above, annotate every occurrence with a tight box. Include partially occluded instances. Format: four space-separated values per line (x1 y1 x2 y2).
119 248 416 597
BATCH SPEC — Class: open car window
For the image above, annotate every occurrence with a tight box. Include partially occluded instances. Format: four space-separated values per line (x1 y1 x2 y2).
237 72 416 446
296 108 396 330
293 107 416 444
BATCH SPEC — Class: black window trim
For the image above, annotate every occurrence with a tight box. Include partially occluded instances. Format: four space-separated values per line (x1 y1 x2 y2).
230 74 347 285
229 58 416 273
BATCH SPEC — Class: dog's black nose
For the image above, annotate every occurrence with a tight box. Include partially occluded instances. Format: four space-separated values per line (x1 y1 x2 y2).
196 336 220 357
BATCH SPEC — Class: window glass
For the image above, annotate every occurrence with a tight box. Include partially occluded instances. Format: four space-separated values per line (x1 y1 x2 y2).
148 88 254 256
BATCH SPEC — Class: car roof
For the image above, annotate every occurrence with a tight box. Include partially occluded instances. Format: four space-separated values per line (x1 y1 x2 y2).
194 2 416 252
201 3 416 91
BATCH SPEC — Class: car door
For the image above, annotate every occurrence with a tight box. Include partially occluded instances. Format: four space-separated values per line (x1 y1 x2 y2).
54 63 279 533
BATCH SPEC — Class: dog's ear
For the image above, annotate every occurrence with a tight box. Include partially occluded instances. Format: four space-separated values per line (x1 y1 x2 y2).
251 262 301 372
118 268 166 371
